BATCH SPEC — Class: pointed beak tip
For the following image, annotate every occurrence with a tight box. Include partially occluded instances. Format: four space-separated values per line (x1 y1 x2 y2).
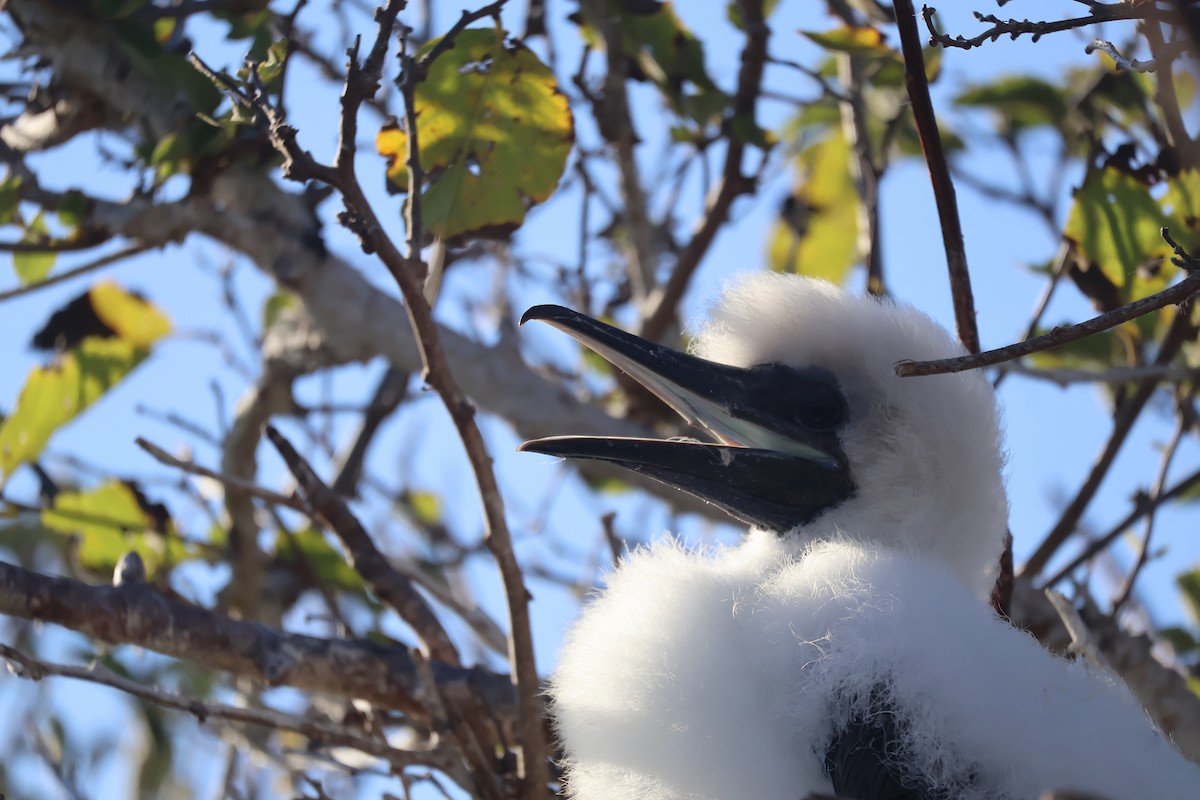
520 304 562 327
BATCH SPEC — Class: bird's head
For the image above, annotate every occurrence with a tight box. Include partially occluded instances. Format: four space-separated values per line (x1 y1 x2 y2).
520 274 1008 597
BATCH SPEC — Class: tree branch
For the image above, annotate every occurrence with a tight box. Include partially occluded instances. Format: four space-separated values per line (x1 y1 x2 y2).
895 0 979 353
638 0 768 342
0 559 521 730
896 270 1200 377
265 425 461 667
0 643 464 775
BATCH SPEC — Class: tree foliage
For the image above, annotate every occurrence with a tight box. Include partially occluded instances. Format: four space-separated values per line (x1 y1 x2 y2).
0 1 1198 798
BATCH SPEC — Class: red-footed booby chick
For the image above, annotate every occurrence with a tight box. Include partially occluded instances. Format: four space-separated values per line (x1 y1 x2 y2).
520 273 1199 800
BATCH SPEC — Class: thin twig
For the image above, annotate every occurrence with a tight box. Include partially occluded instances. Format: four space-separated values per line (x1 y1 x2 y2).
896 271 1200 377
1041 466 1200 588
0 643 457 773
998 362 1200 387
0 243 154 302
638 0 767 342
1023 306 1198 576
251 2 551 793
135 436 307 511
1111 402 1192 610
922 4 1167 51
896 0 979 353
993 240 1074 390
264 425 462 666
1044 590 1113 673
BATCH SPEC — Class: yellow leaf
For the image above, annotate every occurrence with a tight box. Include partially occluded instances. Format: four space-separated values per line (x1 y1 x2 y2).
377 28 574 240
0 338 150 477
90 281 172 347
768 129 858 284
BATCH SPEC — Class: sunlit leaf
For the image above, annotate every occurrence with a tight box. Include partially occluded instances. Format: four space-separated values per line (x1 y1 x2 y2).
13 211 56 284
800 26 890 57
0 340 148 476
262 290 298 330
90 281 172 346
1065 168 1170 289
42 481 185 577
768 128 858 284
0 285 169 477
408 490 443 527
377 28 574 241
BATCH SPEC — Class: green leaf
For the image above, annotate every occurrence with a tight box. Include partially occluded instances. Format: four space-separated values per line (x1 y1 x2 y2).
0 173 22 225
407 490 443 528
955 76 1068 131
42 481 185 577
13 212 56 284
0 339 148 477
0 284 170 477
255 39 288 88
377 28 574 241
275 528 365 593
800 26 891 57
1178 568 1200 624
726 0 779 29
1158 626 1199 655
262 290 298 330
1065 168 1172 289
57 190 90 230
768 128 858 284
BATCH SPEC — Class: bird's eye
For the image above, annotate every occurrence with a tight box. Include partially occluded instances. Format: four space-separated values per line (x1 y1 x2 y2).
798 395 845 431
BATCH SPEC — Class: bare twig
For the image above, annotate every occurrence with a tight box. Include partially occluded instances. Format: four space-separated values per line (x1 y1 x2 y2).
0 643 460 773
998 361 1200 387
896 271 1200 377
0 243 154 302
1111 405 1189 611
1040 466 1200 589
577 0 657 302
264 425 461 666
896 0 979 353
923 5 1166 51
247 3 551 792
1023 306 1197 576
135 436 307 511
638 0 767 342
1044 590 1114 673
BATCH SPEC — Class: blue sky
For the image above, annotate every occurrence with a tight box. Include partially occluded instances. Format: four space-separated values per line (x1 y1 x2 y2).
1 2 1197 796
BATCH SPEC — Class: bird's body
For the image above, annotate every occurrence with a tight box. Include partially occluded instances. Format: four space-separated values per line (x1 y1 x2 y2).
521 275 1200 800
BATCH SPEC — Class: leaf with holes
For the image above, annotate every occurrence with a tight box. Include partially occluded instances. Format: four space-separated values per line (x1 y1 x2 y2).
377 28 573 241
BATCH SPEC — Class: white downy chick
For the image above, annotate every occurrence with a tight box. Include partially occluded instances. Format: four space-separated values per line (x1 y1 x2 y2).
521 274 1200 800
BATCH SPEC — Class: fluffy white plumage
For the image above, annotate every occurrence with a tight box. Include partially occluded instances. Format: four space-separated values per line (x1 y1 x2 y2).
548 274 1200 799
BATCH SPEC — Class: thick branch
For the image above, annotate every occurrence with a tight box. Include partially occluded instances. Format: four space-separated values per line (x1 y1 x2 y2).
0 560 520 729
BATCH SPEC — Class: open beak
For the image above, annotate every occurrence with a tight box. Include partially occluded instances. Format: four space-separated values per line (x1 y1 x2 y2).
517 305 855 533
